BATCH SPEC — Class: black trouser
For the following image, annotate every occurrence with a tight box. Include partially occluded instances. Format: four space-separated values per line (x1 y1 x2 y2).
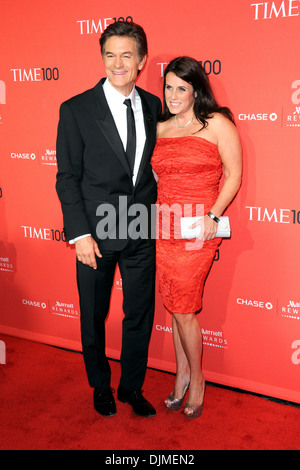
77 237 156 390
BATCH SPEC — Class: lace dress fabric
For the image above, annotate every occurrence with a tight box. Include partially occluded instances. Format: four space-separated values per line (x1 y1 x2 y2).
151 136 223 314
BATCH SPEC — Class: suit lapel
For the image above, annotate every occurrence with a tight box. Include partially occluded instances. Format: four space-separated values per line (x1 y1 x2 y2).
134 88 156 188
94 80 132 179
93 80 157 187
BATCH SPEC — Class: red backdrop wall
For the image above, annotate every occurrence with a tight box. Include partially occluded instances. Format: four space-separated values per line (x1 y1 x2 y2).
1 0 300 403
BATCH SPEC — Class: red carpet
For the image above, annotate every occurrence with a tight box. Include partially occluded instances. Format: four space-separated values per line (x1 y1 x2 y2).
0 334 299 451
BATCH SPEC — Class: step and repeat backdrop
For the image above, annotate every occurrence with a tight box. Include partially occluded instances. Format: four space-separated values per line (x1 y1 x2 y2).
0 0 299 403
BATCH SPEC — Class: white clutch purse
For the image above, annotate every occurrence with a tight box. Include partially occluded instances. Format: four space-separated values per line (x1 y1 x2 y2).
180 216 231 239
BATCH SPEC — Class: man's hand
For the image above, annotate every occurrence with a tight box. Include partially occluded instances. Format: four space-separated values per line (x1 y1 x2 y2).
75 236 102 270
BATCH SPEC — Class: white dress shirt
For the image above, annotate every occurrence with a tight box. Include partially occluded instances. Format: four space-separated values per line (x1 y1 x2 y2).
69 78 146 244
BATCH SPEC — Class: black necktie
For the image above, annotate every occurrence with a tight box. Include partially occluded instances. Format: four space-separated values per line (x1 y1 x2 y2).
124 98 136 175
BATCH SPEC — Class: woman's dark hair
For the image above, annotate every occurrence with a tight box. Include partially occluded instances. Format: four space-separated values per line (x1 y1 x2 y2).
160 56 234 128
99 21 148 61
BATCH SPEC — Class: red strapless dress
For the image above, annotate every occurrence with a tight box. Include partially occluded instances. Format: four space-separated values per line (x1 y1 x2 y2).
151 136 223 314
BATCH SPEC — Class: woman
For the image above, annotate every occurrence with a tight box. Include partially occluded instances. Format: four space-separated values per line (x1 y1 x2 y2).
151 57 242 418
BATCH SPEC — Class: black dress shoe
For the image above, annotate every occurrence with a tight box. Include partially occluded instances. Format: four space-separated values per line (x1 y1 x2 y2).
117 386 156 417
94 385 116 417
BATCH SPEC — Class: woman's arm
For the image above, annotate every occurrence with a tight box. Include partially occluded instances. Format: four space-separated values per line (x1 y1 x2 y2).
203 114 243 240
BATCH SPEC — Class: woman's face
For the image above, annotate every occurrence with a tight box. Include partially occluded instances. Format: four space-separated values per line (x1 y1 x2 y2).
164 72 196 115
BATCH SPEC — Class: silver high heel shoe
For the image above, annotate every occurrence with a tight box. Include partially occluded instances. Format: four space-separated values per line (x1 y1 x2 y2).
164 383 189 411
184 380 206 419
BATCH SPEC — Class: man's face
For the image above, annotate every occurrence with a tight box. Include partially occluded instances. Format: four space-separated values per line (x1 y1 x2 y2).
102 35 146 96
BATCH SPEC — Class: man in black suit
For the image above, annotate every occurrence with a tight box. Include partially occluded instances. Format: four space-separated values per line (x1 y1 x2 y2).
56 21 161 417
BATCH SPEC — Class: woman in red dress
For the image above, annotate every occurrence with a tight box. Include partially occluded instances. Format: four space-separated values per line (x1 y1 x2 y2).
151 57 242 418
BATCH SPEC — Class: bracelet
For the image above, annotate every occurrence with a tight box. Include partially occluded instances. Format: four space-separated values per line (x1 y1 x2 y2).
207 211 220 223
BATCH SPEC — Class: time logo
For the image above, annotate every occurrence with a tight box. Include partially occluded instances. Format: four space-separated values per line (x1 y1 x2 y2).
10 67 59 82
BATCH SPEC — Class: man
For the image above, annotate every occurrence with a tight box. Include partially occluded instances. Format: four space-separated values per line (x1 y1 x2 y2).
56 21 161 417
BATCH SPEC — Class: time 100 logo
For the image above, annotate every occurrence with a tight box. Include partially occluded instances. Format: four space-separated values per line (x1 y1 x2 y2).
10 67 59 82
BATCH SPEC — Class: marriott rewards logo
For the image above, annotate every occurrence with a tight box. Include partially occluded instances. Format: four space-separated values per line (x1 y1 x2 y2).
156 324 228 349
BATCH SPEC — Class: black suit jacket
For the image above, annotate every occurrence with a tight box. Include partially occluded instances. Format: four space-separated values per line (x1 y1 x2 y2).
56 78 161 250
